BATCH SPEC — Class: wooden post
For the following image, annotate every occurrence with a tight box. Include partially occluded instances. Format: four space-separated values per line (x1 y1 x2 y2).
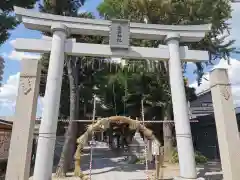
152 141 162 180
5 59 41 180
155 154 161 180
147 140 153 161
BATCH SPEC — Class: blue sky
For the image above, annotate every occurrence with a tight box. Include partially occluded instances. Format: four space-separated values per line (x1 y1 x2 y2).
0 0 240 117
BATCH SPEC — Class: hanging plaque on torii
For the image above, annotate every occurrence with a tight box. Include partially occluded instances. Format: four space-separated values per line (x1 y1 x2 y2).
110 19 130 50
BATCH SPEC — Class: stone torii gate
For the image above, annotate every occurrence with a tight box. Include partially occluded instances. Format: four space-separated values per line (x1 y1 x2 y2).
8 6 211 180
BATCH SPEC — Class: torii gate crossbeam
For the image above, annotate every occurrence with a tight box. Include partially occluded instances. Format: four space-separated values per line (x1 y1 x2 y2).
14 6 211 42
13 38 208 62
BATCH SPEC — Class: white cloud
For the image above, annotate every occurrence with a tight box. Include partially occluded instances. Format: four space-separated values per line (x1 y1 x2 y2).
6 50 41 61
190 58 240 107
0 72 43 117
0 73 20 101
9 40 16 46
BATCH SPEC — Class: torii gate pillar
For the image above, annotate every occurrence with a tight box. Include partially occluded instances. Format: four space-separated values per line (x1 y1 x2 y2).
33 24 68 180
166 33 197 179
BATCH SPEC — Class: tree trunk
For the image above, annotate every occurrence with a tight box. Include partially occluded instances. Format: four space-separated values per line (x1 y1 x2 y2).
163 105 174 162
55 58 79 177
162 61 174 162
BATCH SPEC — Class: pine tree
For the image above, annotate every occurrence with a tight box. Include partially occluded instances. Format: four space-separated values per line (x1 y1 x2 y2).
0 0 38 45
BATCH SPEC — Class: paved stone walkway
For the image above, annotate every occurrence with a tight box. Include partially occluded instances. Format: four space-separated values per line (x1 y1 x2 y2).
81 157 150 180
32 142 223 180
79 146 223 180
80 144 151 180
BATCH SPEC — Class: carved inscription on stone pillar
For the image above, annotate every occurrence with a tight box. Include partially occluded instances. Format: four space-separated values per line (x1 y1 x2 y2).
220 86 230 101
19 76 33 95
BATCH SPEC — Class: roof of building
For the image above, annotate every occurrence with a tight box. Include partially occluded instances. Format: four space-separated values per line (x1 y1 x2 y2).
196 88 211 97
235 107 240 114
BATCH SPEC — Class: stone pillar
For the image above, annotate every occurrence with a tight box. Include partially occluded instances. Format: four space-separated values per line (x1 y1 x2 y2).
33 24 68 180
165 33 197 179
210 68 240 180
5 59 41 180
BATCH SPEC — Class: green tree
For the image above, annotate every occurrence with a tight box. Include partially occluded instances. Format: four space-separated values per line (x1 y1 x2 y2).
0 0 38 45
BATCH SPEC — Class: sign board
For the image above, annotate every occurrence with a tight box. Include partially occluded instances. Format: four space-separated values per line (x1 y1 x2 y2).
201 102 213 107
190 101 213 115
110 19 130 49
190 101 214 115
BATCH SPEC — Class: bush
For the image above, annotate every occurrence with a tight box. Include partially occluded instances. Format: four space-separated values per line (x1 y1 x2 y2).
195 151 208 164
135 157 145 164
170 149 208 164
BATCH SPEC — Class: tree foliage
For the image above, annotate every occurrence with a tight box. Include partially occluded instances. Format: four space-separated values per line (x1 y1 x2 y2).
39 0 86 16
98 0 237 84
0 0 38 45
